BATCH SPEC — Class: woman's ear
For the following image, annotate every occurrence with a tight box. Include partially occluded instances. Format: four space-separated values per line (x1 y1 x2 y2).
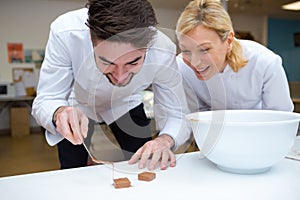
227 31 235 52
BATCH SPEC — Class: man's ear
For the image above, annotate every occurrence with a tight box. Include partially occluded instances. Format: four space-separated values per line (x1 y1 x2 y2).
90 29 97 47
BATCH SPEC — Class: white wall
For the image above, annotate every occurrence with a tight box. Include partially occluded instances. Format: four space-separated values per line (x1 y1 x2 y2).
0 0 85 82
155 7 182 42
231 13 268 45
0 0 84 131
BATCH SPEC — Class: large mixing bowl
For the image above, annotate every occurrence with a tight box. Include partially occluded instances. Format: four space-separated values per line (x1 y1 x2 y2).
186 110 300 174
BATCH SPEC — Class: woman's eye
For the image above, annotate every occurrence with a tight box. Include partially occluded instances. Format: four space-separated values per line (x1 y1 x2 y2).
200 48 209 53
181 50 190 55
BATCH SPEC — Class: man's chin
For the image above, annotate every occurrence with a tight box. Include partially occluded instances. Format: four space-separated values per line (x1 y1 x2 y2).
106 73 135 87
108 79 128 87
112 82 128 87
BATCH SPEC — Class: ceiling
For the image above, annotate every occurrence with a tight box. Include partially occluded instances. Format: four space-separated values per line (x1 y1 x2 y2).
54 0 300 20
228 0 300 19
149 0 300 20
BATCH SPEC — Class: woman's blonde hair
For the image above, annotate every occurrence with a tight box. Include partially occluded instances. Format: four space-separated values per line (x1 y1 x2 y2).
176 0 248 72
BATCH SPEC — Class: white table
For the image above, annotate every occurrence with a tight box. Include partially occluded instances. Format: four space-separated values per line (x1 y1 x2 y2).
0 151 300 200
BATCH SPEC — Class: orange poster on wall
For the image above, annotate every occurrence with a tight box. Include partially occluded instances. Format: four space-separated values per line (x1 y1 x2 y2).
7 43 24 63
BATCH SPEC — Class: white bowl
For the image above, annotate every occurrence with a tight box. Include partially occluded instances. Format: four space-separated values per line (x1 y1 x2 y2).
186 110 300 174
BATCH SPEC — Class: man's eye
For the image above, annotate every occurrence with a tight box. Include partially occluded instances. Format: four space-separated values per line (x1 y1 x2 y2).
127 63 138 66
102 62 110 66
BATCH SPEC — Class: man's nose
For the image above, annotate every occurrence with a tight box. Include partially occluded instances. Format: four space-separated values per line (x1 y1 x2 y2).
114 66 126 80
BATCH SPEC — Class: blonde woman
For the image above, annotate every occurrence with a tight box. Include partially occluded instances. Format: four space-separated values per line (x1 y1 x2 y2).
176 0 293 112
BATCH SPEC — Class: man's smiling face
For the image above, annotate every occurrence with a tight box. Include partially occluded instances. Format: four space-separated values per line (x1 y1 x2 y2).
94 40 146 87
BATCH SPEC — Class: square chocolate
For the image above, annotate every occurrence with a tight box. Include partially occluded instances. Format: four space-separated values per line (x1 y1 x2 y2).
138 172 156 181
113 177 131 189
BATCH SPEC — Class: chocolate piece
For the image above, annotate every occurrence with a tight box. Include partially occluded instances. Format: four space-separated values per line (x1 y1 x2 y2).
138 172 156 181
113 178 131 189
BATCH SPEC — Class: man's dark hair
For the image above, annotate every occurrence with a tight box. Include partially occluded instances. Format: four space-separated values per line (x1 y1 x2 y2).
86 0 158 48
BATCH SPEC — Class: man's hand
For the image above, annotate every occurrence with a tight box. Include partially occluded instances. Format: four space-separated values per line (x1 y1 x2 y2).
53 106 88 145
128 134 176 170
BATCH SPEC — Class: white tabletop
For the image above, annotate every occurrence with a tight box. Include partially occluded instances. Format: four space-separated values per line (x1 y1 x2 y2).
0 96 34 102
0 151 300 200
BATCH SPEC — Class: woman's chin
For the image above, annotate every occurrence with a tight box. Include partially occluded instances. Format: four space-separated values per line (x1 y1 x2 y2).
195 71 211 80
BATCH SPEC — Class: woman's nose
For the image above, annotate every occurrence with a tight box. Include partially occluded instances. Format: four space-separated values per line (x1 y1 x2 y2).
190 54 201 68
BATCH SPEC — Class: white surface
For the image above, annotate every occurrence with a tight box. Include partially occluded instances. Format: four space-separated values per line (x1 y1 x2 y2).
0 151 300 200
187 110 300 174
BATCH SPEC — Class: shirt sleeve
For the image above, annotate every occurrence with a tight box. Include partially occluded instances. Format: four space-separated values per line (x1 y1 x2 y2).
151 56 192 150
31 27 73 145
261 54 294 111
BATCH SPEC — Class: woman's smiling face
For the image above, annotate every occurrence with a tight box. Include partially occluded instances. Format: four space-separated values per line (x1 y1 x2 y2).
178 24 233 80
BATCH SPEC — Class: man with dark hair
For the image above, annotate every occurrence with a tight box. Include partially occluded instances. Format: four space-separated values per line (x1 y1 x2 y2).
32 0 190 171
